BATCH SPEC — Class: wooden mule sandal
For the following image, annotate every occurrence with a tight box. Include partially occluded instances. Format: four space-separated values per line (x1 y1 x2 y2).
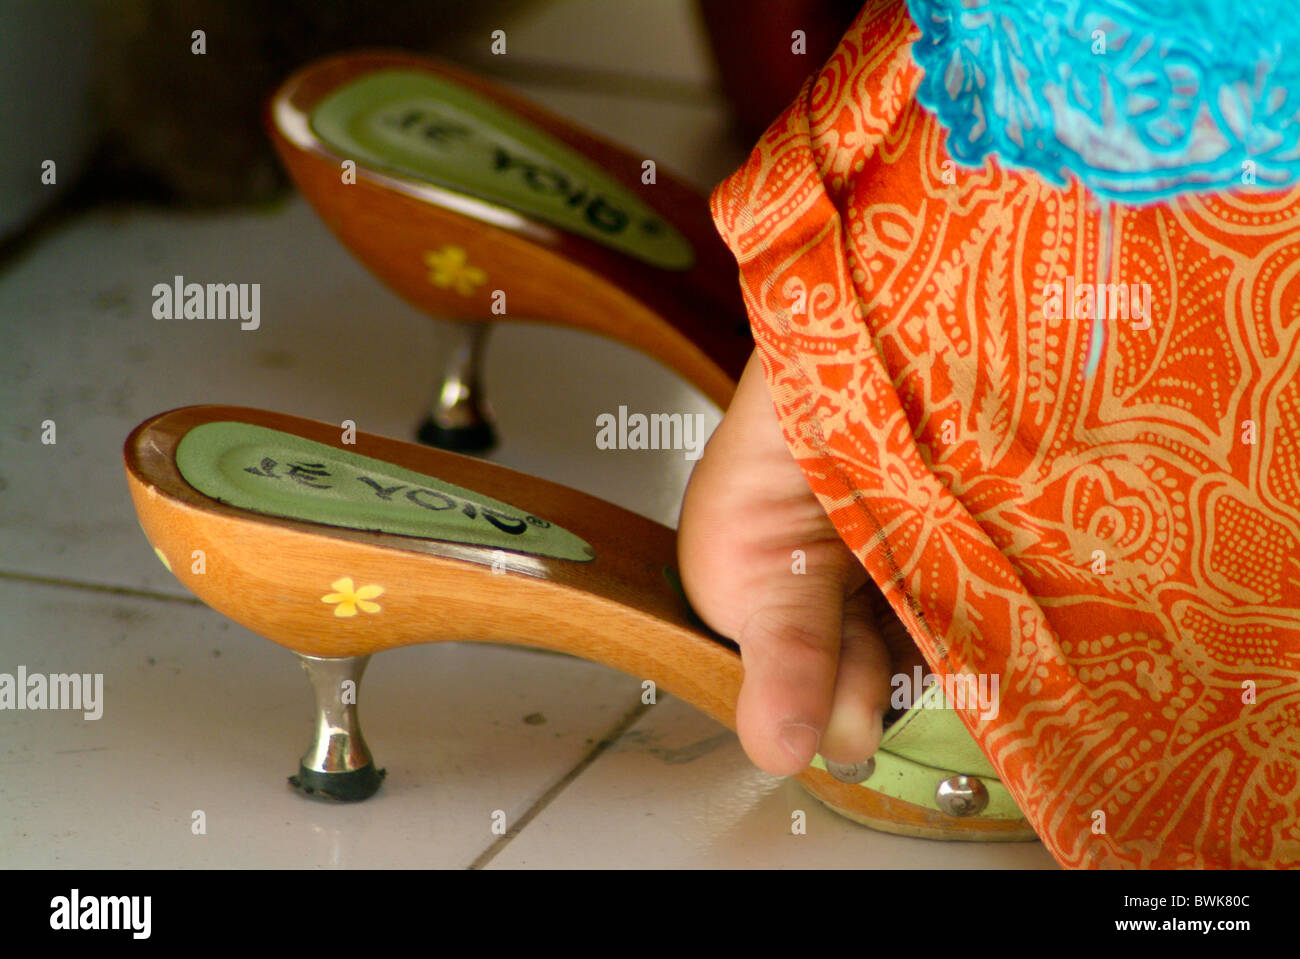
125 406 1035 842
269 53 751 452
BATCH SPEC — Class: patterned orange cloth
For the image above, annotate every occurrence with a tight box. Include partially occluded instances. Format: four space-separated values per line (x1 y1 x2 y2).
711 0 1300 868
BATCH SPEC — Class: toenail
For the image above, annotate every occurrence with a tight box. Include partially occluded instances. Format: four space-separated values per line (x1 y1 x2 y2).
779 722 820 764
825 757 875 784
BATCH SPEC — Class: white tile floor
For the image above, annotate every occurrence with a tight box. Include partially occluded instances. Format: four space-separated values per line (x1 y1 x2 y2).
0 0 1057 868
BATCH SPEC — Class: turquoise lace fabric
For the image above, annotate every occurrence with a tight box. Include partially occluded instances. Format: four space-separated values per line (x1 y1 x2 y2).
905 0 1300 201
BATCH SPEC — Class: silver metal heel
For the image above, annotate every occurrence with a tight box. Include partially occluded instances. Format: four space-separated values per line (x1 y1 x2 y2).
288 654 386 802
417 320 496 451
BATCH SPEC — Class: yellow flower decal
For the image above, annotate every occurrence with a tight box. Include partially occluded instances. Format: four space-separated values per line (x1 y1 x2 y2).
424 245 487 296
321 577 384 618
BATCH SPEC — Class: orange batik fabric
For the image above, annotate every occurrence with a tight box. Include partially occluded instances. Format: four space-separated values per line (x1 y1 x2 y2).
711 0 1300 868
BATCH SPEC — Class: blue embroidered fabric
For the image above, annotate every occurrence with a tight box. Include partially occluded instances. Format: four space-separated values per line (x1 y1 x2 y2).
905 0 1300 201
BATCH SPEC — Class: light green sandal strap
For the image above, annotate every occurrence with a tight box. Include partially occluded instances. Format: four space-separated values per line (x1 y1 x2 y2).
880 678 997 777
814 680 1022 821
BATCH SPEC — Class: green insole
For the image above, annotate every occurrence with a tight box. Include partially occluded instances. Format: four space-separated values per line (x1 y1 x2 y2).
174 421 594 561
310 69 694 270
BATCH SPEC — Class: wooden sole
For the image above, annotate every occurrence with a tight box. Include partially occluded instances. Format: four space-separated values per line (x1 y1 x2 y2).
268 51 751 411
125 405 1034 842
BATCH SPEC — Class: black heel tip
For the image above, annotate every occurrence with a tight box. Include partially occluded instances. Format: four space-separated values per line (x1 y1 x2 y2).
289 764 386 802
417 418 496 452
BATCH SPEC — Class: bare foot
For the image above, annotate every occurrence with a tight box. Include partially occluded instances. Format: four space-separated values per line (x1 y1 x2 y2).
678 350 921 776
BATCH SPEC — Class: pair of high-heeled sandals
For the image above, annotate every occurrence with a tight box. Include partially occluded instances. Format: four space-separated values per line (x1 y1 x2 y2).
125 52 1034 843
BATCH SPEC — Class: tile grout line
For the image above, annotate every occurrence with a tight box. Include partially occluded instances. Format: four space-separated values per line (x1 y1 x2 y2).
466 698 654 870
0 569 203 606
